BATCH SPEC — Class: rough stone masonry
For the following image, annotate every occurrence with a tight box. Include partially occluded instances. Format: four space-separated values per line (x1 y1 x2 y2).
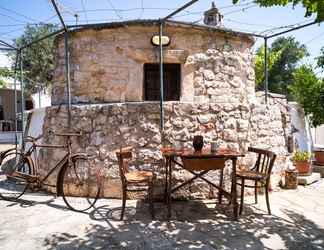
37 21 291 198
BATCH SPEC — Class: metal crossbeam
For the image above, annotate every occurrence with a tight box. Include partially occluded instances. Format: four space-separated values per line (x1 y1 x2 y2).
20 29 64 50
0 47 16 51
266 20 319 39
50 0 68 32
0 39 16 50
163 0 199 21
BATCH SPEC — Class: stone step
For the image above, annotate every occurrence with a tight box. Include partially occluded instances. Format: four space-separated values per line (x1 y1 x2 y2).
313 164 324 178
297 172 321 186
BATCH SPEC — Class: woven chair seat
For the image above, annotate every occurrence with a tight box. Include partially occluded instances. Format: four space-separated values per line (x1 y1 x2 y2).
237 170 266 181
116 146 155 220
125 171 153 183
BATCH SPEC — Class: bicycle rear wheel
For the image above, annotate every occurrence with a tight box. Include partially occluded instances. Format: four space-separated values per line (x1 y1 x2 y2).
60 155 101 212
0 151 32 200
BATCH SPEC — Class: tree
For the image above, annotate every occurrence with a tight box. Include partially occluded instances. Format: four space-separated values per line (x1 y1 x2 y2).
232 0 324 21
254 45 282 89
316 47 324 70
267 37 308 96
11 24 58 95
0 67 14 88
289 65 324 127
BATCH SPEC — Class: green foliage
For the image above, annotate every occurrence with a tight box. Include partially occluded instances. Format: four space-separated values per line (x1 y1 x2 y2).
289 65 324 127
0 67 13 88
292 150 312 162
254 45 282 88
316 47 324 69
266 37 308 97
232 0 324 21
11 24 58 94
254 37 308 96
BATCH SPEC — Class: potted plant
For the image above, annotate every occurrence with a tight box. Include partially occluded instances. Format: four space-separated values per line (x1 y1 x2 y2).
292 150 312 175
313 146 324 165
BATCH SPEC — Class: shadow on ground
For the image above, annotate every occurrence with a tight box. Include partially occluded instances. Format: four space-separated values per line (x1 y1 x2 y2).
3 193 71 211
43 200 324 250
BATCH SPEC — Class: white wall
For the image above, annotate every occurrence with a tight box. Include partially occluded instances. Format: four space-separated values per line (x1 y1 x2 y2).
24 108 46 157
289 102 324 150
0 52 11 67
31 91 51 109
289 102 312 152
312 125 324 148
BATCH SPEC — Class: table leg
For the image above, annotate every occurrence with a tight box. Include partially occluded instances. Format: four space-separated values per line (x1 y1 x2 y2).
231 158 238 220
164 157 168 204
218 168 224 204
167 156 172 219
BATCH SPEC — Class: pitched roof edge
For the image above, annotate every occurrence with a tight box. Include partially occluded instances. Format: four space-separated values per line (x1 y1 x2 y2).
66 19 258 43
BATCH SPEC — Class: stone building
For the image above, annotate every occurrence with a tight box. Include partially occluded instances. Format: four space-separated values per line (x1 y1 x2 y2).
37 17 291 198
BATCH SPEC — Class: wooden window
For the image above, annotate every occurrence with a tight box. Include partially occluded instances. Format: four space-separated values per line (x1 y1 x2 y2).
144 63 181 101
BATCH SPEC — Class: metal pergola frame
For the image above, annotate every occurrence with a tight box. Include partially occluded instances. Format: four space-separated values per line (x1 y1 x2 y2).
0 0 321 148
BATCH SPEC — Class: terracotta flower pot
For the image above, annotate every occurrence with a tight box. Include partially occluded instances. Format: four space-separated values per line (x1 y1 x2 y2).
314 150 324 165
294 161 311 175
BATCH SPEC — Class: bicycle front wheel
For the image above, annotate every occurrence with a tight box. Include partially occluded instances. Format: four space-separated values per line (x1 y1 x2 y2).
60 155 101 212
0 151 32 200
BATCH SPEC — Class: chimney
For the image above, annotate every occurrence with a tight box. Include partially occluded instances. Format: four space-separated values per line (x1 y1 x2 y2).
203 2 223 26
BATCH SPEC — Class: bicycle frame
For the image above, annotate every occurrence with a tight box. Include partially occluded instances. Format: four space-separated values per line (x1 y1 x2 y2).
0 131 101 212
24 140 70 188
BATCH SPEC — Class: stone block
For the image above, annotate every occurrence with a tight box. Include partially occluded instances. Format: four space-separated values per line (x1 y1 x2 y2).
197 115 211 124
297 173 321 185
313 164 324 178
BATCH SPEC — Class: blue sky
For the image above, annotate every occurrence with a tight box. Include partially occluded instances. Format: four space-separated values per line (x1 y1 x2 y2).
0 0 323 73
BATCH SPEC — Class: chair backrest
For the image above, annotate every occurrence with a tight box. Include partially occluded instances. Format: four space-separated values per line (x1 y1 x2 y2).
116 147 133 185
249 147 276 177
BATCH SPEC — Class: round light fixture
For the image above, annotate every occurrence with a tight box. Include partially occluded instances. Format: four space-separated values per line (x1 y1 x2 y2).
151 35 170 47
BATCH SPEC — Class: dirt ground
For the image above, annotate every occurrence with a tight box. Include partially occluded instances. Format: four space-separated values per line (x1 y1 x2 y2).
1 180 324 250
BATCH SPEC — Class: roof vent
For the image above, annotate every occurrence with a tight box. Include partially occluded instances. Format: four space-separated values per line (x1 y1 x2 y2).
203 2 223 26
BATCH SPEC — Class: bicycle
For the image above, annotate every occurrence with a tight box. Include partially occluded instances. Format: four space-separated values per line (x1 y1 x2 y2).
0 131 102 212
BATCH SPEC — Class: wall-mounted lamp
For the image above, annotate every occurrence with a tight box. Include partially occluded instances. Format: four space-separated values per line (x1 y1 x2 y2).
151 35 170 47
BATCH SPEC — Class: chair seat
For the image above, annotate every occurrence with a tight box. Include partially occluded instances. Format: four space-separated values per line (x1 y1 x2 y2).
125 171 153 183
237 170 266 180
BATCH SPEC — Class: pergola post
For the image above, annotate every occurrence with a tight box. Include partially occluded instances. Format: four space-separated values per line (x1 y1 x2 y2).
264 37 268 104
64 32 71 129
159 21 164 130
158 0 200 132
51 0 71 128
13 52 19 151
19 50 25 148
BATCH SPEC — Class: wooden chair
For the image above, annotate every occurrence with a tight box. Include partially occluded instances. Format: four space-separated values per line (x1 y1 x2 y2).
116 147 155 220
237 147 276 215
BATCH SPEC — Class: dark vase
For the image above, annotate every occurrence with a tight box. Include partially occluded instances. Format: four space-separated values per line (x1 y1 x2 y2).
193 135 204 152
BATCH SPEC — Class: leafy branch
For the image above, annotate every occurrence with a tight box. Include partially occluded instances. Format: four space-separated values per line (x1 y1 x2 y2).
232 0 324 21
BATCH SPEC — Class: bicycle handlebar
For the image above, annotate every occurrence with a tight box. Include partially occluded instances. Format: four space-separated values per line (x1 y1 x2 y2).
25 134 43 143
24 131 83 144
48 130 82 137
